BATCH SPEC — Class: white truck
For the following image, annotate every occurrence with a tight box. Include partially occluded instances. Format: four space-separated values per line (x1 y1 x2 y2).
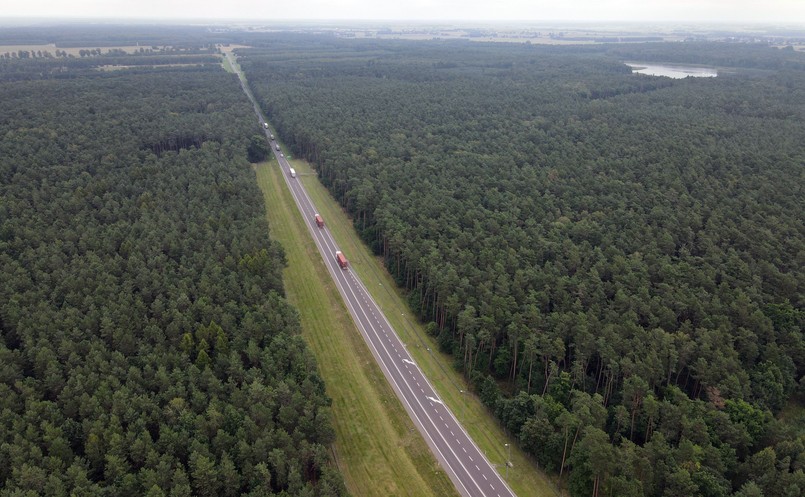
289 168 296 178
262 122 269 129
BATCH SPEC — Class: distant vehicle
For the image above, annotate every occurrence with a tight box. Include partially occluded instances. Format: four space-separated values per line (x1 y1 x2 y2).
262 122 269 129
335 251 348 269
289 167 296 177
315 214 324 228
280 153 285 158
275 144 280 151
270 133 275 140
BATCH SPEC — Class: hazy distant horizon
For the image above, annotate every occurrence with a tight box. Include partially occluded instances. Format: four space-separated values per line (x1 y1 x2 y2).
3 1 805 25
3 17 805 27
1 18 804 35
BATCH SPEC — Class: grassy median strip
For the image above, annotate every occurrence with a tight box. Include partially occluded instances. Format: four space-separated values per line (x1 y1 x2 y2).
255 160 458 497
289 159 561 497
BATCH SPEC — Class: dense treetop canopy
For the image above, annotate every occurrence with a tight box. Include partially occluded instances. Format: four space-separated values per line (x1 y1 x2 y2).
241 37 804 497
0 55 345 496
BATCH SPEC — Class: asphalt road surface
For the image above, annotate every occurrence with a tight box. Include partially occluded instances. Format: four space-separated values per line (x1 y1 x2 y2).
231 55 516 497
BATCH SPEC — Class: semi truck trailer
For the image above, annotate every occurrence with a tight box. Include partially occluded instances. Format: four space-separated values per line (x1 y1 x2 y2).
335 251 348 269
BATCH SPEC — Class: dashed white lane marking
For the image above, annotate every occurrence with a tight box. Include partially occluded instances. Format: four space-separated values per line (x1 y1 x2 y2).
450 431 454 436
420 388 424 393
317 232 504 496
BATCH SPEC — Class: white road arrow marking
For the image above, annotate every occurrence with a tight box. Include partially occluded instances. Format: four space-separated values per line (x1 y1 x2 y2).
402 359 416 366
426 396 443 405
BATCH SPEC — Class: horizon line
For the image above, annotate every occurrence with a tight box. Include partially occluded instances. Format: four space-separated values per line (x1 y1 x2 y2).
2 16 805 27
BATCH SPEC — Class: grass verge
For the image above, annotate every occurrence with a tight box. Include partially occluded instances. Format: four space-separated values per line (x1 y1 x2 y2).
255 160 458 497
289 158 561 497
221 54 235 73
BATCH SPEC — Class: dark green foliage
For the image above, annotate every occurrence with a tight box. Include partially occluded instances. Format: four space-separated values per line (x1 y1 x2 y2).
0 58 344 495
241 37 804 496
247 134 271 163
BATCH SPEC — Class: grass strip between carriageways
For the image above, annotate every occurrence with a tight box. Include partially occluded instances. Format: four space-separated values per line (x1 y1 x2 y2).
255 159 458 497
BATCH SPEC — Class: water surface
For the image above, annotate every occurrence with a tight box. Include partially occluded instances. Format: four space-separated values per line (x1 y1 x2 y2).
625 62 717 78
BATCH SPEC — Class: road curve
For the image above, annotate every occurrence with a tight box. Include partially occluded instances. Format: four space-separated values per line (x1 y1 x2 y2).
230 53 516 497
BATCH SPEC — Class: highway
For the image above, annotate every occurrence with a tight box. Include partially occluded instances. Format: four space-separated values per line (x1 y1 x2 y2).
229 53 516 497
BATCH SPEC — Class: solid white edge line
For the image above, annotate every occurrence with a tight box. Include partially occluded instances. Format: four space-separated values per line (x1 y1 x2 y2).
253 104 514 497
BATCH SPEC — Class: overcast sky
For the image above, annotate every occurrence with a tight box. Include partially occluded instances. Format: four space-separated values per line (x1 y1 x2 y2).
4 0 805 23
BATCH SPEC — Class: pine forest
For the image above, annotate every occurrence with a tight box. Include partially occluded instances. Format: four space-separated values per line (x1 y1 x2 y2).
242 37 804 497
0 43 345 496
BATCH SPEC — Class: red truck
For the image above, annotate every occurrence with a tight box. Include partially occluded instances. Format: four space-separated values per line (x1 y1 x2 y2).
314 214 325 228
335 251 348 269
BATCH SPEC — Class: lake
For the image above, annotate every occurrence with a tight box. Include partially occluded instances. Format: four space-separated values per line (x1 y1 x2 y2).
625 62 718 79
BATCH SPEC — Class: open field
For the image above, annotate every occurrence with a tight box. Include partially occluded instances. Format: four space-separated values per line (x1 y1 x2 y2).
255 159 457 497
288 158 560 497
97 63 206 70
0 44 145 56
